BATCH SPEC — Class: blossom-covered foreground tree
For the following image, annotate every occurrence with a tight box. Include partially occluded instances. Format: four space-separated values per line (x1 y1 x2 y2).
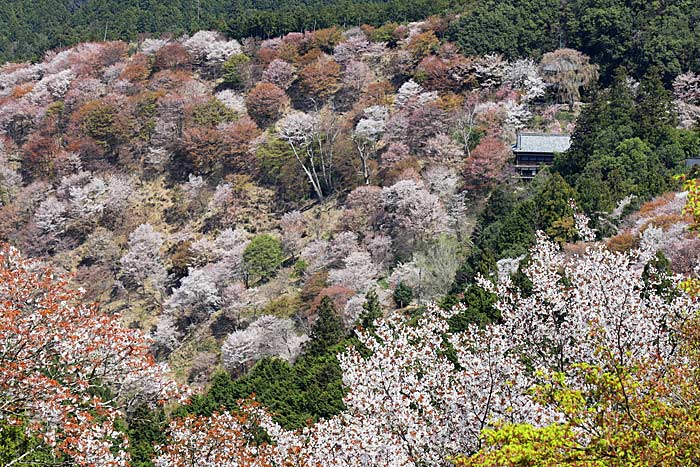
0 243 182 465
154 410 276 467
490 232 695 376
458 254 700 465
260 306 542 467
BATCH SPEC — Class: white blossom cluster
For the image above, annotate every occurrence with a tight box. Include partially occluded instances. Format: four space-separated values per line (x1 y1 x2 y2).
504 58 548 102
221 315 308 370
183 31 242 64
164 228 251 325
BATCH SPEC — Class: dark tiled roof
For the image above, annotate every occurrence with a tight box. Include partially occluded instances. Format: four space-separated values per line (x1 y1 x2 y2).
513 133 571 154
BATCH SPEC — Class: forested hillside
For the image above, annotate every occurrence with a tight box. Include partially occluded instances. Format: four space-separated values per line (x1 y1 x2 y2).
1 6 700 467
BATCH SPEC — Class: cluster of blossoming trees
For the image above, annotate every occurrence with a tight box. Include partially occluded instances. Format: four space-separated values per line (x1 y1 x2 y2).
2 201 699 465
151 216 699 466
1 21 699 465
0 25 593 384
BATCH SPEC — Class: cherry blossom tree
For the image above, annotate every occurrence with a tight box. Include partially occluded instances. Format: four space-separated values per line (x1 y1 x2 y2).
504 58 548 102
673 71 700 105
120 223 167 294
165 265 222 324
333 36 370 63
381 179 448 252
328 251 379 294
463 134 511 191
329 231 362 262
153 314 182 355
474 54 507 89
0 244 181 466
261 59 296 90
279 209 307 256
406 101 449 151
394 79 424 108
215 89 247 113
365 233 393 269
540 48 598 109
154 411 275 467
221 315 308 372
140 38 168 55
34 195 67 237
342 185 384 235
0 63 42 97
342 60 373 96
296 239 329 275
276 111 326 200
490 231 696 375
166 229 250 325
183 31 242 66
353 105 388 185
26 69 75 104
424 133 464 169
503 100 532 131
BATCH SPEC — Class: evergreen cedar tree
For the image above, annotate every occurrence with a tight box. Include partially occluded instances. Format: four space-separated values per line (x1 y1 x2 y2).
304 296 345 356
393 281 414 308
359 289 383 331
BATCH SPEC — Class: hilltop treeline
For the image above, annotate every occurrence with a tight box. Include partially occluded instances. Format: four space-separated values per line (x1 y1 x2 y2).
0 0 454 62
3 0 700 85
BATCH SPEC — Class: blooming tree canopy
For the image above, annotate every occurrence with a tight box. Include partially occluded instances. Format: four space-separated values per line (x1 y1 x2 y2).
153 219 699 467
0 244 182 466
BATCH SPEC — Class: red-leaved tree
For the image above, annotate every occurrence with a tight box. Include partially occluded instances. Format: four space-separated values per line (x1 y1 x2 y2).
0 243 182 465
463 133 511 190
299 56 342 103
245 82 289 127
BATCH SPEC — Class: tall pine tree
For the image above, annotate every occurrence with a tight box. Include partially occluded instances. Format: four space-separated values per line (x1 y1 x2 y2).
304 297 344 357
359 289 383 331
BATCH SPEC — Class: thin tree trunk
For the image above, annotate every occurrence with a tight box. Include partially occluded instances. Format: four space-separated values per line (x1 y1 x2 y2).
289 142 324 200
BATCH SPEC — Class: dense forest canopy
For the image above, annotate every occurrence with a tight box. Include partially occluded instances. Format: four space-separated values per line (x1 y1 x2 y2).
0 0 455 61
3 0 700 84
